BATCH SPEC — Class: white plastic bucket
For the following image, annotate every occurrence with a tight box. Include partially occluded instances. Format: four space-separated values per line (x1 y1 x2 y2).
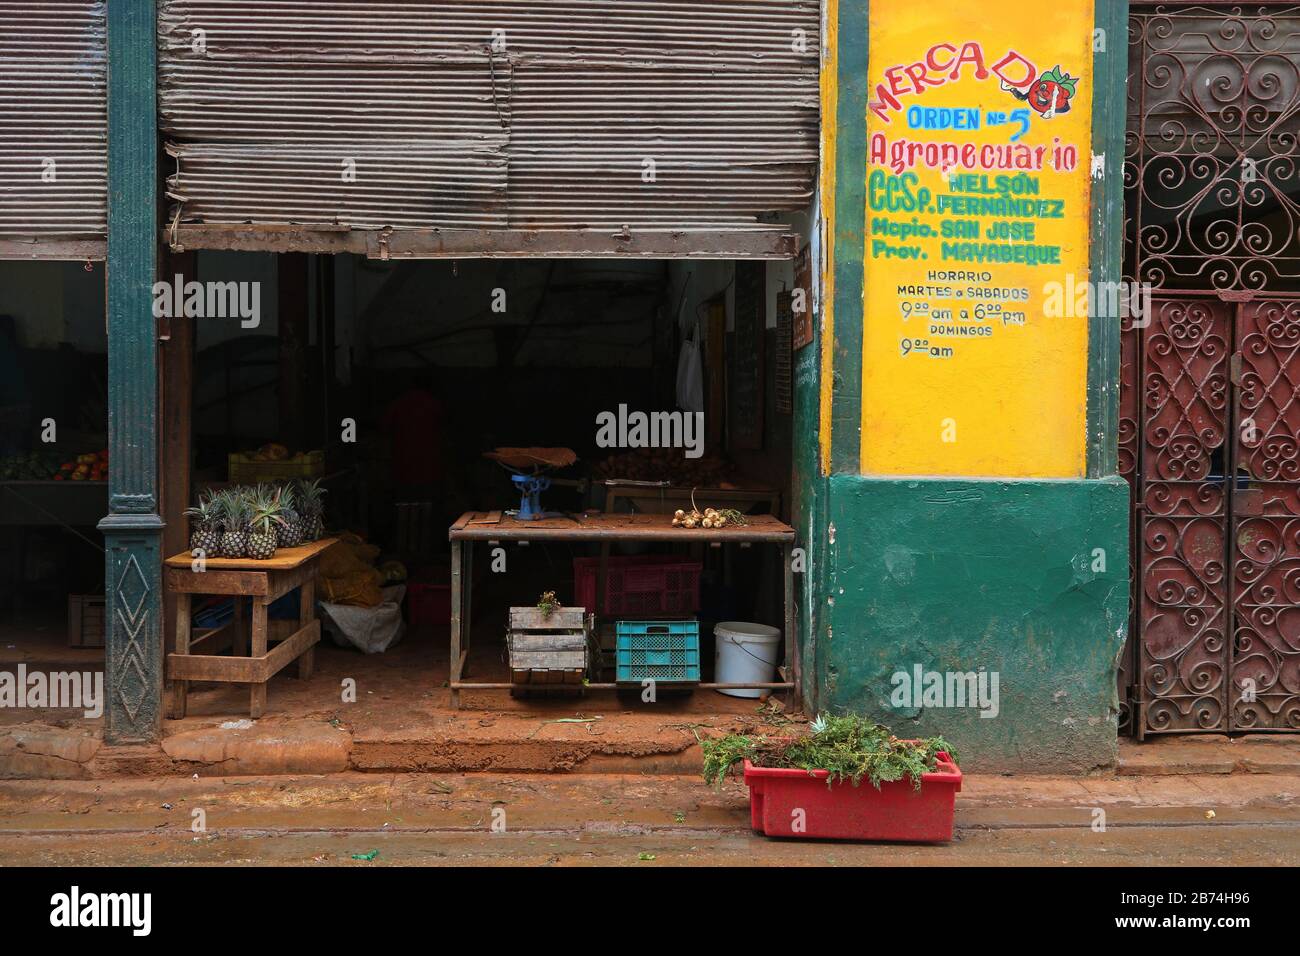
714 621 781 698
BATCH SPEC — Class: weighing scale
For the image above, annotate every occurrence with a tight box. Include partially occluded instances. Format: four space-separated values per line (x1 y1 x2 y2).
483 447 580 520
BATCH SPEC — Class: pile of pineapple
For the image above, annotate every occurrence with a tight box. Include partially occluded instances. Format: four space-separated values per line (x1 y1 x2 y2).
185 479 327 561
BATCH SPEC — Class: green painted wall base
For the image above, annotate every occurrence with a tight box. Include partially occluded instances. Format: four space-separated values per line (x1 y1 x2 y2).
814 475 1130 773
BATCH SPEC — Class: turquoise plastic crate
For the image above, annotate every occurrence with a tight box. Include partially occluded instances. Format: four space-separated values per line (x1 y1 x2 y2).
615 619 701 684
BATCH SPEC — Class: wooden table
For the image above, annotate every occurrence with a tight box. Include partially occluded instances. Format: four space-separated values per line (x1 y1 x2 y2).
164 538 335 718
447 512 798 708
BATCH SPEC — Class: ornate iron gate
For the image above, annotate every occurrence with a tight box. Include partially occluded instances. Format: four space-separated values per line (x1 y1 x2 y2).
1122 4 1300 735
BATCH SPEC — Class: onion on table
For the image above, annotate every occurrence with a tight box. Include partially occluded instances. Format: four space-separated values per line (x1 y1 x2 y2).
671 496 748 530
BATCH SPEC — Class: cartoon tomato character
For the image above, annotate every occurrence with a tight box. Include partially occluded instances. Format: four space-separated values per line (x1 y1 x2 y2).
1026 66 1077 115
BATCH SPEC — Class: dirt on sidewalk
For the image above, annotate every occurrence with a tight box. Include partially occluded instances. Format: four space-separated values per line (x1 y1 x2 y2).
0 770 1296 866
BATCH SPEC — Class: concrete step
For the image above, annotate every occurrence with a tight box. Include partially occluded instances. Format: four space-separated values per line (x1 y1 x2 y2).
1118 735 1300 776
6 717 1300 781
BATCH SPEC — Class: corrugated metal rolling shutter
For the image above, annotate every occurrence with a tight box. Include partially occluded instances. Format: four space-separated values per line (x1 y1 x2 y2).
0 1 107 258
158 0 819 257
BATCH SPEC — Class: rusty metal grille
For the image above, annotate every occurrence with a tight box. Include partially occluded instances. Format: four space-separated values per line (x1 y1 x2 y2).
1117 306 1141 734
1127 295 1300 735
1122 5 1300 735
1232 299 1300 730
1135 299 1232 734
156 0 819 245
1125 4 1300 293
0 0 106 256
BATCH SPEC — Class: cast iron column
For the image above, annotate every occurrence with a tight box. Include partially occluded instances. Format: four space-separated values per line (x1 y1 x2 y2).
99 0 163 743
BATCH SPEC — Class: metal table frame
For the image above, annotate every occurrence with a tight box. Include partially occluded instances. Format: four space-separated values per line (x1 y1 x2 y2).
447 512 798 709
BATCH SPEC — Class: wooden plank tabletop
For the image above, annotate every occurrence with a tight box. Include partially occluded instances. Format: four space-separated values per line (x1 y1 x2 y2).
448 512 794 542
165 536 338 570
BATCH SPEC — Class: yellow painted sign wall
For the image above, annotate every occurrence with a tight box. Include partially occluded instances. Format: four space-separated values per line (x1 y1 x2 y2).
861 0 1093 477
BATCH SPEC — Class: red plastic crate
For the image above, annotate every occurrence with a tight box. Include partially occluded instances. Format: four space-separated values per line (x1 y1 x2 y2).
573 555 701 616
407 582 450 628
743 751 961 843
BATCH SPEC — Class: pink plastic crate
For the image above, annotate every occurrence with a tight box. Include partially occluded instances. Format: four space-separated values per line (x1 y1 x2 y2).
407 582 450 628
573 555 702 616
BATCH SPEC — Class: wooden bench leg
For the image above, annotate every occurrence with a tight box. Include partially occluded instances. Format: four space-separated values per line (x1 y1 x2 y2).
168 593 191 719
450 540 462 709
297 579 315 679
462 541 473 678
232 596 247 657
250 601 268 718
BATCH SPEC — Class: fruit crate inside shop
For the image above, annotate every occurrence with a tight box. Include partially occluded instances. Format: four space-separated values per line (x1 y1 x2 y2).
615 619 701 685
227 447 324 484
67 594 106 648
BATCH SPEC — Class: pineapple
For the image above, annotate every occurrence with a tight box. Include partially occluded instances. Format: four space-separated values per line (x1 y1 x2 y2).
185 494 223 558
296 478 327 541
219 490 252 559
247 486 283 560
274 483 303 548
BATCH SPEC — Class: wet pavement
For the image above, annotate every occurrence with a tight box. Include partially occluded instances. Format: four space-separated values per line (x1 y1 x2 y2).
0 771 1296 866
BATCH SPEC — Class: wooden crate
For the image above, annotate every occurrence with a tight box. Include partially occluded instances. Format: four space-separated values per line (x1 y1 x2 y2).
507 606 591 690
68 594 106 648
227 449 324 484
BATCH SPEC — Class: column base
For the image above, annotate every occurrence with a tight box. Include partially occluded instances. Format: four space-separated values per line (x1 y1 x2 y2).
817 474 1130 773
99 512 165 745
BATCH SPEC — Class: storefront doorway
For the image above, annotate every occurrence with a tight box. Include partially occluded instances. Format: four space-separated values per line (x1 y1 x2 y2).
0 261 109 727
159 250 808 725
